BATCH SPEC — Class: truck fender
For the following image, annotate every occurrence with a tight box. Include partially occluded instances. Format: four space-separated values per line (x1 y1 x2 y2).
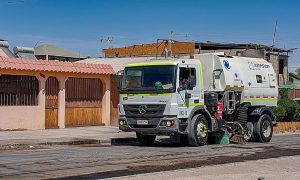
250 107 277 126
187 106 214 132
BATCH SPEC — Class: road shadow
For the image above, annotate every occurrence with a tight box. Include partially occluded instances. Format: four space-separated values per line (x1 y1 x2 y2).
111 136 216 147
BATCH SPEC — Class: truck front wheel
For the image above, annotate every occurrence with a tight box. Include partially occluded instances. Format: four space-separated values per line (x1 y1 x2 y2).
188 114 209 146
253 114 273 143
136 132 156 146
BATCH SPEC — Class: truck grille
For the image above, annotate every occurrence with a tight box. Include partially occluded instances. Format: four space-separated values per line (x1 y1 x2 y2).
123 104 165 118
130 125 157 128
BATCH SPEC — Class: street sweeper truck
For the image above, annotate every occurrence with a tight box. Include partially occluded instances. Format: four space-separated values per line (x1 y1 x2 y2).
118 53 278 146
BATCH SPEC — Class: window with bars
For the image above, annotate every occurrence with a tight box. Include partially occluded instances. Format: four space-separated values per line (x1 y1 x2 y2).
0 75 39 106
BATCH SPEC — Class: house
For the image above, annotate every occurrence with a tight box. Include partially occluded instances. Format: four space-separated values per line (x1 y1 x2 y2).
103 40 293 85
0 56 114 130
279 73 300 99
280 73 300 89
34 44 87 62
289 73 300 85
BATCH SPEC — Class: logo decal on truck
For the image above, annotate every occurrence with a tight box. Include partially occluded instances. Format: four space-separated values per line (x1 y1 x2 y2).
248 62 270 70
139 105 147 114
223 60 231 70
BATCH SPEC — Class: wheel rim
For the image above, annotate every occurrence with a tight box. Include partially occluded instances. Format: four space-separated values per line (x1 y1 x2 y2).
262 120 271 137
197 121 207 139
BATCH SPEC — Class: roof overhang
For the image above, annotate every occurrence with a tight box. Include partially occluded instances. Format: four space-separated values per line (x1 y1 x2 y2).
0 57 115 75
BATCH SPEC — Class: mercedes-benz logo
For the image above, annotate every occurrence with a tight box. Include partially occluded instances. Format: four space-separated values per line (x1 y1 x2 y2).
139 105 147 114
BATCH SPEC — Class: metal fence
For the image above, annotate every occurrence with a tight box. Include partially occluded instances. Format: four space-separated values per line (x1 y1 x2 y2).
0 75 39 106
66 77 102 102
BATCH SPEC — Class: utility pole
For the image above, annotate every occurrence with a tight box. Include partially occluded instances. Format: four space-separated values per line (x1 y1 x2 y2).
272 20 278 47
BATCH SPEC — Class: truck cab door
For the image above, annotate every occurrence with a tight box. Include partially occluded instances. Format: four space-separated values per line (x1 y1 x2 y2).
177 64 202 118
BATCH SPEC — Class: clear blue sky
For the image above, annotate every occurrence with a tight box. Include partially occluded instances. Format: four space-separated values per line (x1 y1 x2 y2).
0 0 299 71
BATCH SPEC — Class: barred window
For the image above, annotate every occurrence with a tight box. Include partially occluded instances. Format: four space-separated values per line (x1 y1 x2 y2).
0 75 39 106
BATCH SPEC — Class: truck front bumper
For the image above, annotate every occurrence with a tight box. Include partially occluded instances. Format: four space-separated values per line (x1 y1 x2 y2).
119 116 187 135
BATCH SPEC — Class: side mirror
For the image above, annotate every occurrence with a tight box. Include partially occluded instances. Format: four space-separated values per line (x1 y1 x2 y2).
118 82 122 93
177 87 183 93
115 75 123 93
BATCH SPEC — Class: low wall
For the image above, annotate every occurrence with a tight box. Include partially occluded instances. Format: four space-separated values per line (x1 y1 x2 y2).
0 106 44 130
274 122 300 133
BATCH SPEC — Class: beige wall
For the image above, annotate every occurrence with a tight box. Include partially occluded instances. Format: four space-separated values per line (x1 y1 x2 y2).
0 106 44 130
0 71 46 130
0 69 111 130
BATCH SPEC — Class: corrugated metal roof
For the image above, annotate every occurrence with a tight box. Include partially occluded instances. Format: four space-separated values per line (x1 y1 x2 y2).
34 44 87 58
0 57 114 75
77 57 159 72
195 42 292 53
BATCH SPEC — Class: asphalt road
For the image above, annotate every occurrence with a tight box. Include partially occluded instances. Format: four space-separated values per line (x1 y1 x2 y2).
0 133 299 180
113 155 300 180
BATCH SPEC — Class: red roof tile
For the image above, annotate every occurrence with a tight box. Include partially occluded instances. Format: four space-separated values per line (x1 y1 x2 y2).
0 57 115 75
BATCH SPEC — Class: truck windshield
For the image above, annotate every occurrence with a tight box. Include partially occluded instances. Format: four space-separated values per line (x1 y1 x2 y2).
121 65 176 93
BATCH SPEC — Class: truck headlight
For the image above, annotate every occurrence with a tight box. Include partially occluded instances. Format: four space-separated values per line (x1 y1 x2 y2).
119 119 127 126
161 120 174 127
166 120 174 127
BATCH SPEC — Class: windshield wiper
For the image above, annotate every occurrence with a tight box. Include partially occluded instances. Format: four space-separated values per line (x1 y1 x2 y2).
121 87 171 93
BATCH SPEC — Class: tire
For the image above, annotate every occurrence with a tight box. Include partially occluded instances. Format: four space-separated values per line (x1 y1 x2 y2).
136 132 156 146
244 122 254 142
188 114 209 146
253 114 273 143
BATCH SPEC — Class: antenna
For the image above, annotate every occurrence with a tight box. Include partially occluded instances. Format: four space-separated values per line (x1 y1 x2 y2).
272 20 278 47
168 31 174 40
101 36 114 49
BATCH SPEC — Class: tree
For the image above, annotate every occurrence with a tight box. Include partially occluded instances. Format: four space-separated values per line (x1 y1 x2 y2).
274 89 300 121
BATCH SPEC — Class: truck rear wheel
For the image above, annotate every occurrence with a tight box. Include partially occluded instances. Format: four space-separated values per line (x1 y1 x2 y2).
253 114 273 143
188 114 208 146
136 132 156 146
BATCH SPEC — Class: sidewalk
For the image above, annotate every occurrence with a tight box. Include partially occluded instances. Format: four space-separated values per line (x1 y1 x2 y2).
0 126 136 150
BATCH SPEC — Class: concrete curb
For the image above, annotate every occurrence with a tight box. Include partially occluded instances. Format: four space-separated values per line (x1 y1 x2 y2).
0 137 137 150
